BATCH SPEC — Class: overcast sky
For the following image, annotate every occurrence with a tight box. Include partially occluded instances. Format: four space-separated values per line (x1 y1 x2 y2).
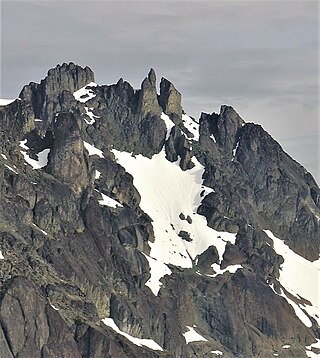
1 0 319 183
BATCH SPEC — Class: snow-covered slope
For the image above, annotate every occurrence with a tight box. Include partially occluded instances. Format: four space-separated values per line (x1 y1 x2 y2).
112 141 237 295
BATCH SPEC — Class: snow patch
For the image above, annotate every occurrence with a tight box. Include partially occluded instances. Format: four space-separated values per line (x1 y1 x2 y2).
83 141 104 158
282 344 291 349
73 82 97 103
161 113 175 141
34 119 42 122
264 230 320 326
50 304 59 311
183 326 207 344
84 107 99 124
102 317 163 351
0 251 4 260
306 339 320 358
1 154 8 160
112 149 237 293
19 140 50 169
142 253 172 295
95 190 123 208
208 264 243 278
211 350 223 356
95 170 101 179
182 114 199 141
0 98 15 106
113 149 236 267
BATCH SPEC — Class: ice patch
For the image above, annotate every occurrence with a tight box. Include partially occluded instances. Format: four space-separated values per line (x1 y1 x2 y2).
19 140 50 169
264 230 320 326
142 253 172 295
96 190 123 208
0 251 4 260
0 98 15 106
83 141 104 158
102 317 163 351
182 114 199 141
183 326 207 344
73 82 97 103
161 113 175 141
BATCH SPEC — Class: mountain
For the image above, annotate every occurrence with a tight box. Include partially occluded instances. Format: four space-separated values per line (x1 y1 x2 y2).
0 62 319 358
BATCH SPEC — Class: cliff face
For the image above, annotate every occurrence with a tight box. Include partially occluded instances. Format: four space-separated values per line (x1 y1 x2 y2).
0 63 319 358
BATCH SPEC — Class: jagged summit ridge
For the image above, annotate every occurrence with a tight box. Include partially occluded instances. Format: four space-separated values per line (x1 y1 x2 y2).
0 63 319 358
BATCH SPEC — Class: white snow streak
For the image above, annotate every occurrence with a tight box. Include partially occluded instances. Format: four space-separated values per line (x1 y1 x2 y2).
211 350 223 356
4 164 18 174
161 113 175 141
112 149 236 294
73 82 97 103
0 251 4 260
182 114 199 141
210 134 216 143
264 230 320 327
102 318 163 351
83 141 104 158
232 141 239 157
32 223 48 236
183 326 207 344
1 154 8 160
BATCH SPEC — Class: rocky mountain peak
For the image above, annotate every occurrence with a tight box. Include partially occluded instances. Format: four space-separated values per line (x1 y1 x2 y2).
138 69 162 117
159 77 183 122
148 68 157 87
0 64 319 358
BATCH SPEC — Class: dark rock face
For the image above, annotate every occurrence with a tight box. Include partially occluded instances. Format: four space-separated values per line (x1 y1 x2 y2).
159 77 183 122
19 62 95 123
0 64 319 358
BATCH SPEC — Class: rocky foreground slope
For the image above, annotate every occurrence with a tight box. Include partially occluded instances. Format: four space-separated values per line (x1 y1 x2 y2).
0 62 319 358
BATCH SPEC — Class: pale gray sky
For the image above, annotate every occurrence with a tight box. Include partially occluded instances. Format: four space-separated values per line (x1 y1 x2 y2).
1 0 319 182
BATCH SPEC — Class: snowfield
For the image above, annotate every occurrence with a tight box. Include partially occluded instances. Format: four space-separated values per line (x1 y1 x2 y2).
265 230 320 327
112 144 237 295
